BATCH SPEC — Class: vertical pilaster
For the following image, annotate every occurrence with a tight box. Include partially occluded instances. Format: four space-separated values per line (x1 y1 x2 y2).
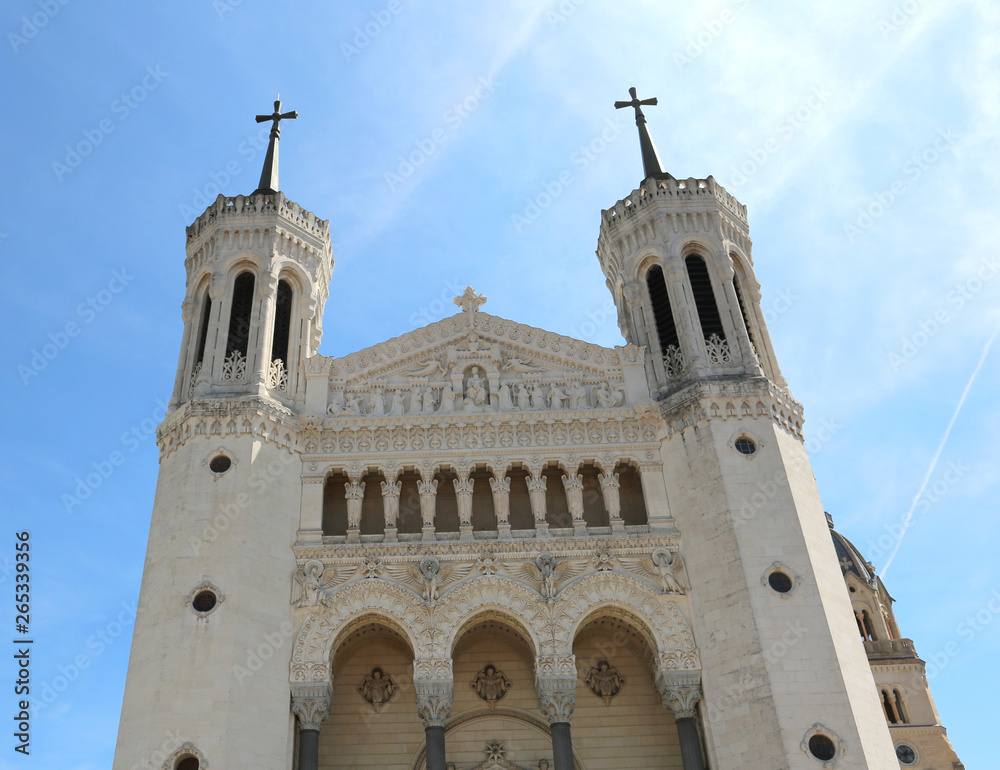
254 273 279 393
298 475 325 542
664 261 706 376
718 263 761 375
638 461 675 530
169 297 197 409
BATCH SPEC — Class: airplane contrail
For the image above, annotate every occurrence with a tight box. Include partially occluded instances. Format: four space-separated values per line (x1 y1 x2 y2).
881 325 999 577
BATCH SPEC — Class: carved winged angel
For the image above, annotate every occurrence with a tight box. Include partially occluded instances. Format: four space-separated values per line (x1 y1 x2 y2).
385 556 474 602
502 355 546 374
405 358 449 379
619 549 686 594
514 553 586 600
291 560 356 608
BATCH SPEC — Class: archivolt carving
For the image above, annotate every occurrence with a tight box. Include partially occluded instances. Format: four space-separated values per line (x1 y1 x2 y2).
440 578 549 657
554 572 697 661
291 581 429 674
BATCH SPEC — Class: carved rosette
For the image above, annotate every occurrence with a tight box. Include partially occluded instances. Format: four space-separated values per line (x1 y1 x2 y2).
291 681 333 731
535 676 577 724
656 672 702 719
414 679 454 728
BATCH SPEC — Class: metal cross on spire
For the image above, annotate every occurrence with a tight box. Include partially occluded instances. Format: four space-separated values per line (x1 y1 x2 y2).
253 98 298 195
614 86 665 179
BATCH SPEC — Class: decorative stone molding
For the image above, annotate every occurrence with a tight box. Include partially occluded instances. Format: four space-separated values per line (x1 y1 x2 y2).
415 679 453 728
291 681 333 730
157 396 298 459
161 742 208 769
658 377 804 441
535 676 577 724
656 671 702 719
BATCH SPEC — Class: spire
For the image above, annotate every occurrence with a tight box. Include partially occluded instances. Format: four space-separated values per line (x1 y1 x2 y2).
253 98 298 195
614 87 665 179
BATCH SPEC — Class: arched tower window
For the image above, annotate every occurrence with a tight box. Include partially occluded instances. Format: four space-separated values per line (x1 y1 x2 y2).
645 265 680 355
856 609 878 641
893 688 908 723
225 272 255 359
684 255 726 342
732 274 757 350
271 279 293 367
193 291 212 368
881 688 898 723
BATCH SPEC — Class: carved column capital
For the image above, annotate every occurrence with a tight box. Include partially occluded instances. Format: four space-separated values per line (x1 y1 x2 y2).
291 681 333 731
535 676 577 724
414 679 453 728
656 672 702 719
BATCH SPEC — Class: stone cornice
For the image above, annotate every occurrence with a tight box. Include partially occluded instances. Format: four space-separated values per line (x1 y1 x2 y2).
157 395 299 458
657 376 804 441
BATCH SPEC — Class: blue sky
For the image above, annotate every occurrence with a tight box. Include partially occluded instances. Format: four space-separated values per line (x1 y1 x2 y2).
2 0 998 767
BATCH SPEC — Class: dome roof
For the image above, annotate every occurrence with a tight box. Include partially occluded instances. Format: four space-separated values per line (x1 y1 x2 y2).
826 512 877 587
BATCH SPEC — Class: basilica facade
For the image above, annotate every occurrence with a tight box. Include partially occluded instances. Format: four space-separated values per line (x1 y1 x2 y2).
113 99 962 770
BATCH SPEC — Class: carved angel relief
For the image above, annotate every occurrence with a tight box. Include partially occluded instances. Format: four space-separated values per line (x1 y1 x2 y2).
385 555 473 603
291 560 354 608
514 553 586 601
358 667 398 710
619 549 686 594
586 660 625 704
471 664 511 705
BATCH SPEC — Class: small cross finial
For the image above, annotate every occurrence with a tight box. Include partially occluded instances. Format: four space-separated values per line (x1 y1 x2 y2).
454 286 487 314
614 86 665 179
252 98 298 195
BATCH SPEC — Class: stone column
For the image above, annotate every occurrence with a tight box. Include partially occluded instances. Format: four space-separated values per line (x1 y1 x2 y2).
291 681 332 770
664 260 707 377
345 474 365 543
454 471 475 541
418 470 439 541
562 473 587 536
536 673 577 770
253 273 279 393
718 262 762 376
743 278 788 387
381 476 401 542
415 678 453 770
168 296 197 409
206 275 228 387
598 471 625 533
489 471 512 539
527 469 549 537
657 672 705 770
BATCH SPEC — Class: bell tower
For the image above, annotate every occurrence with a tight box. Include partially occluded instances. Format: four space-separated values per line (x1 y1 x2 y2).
595 88 900 767
168 100 332 410
113 102 333 770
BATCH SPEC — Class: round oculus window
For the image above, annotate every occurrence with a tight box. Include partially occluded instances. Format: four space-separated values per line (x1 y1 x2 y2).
192 590 217 613
768 571 794 594
734 437 757 455
808 734 836 761
209 455 232 474
895 744 917 765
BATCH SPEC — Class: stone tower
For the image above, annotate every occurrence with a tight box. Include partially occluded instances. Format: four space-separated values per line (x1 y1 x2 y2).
113 103 334 769
113 94 961 770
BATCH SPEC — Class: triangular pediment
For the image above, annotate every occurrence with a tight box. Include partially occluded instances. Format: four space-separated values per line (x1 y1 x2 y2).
310 311 643 418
